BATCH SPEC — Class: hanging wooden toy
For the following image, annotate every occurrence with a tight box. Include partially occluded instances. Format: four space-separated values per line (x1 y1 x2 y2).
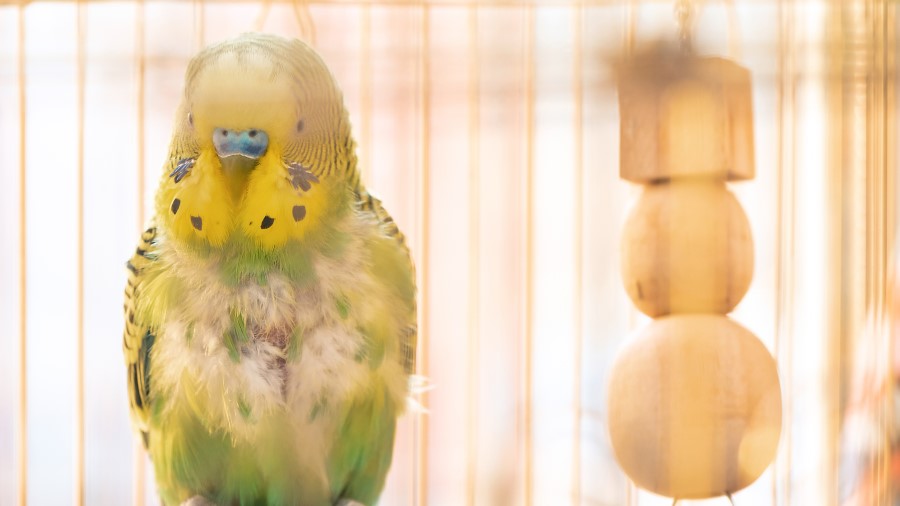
607 1 783 503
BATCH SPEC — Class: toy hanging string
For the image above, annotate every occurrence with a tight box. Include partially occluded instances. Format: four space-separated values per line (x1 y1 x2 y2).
254 0 317 46
674 0 696 52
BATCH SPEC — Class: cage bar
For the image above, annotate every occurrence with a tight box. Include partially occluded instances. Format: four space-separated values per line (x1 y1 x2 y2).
75 1 86 504
465 5 481 506
571 2 583 504
413 3 430 505
16 4 28 504
521 5 535 506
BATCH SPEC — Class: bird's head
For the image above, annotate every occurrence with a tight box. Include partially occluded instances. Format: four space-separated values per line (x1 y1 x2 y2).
156 33 357 250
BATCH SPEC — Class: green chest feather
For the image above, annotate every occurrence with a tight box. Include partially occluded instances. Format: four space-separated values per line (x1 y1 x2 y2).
138 228 411 505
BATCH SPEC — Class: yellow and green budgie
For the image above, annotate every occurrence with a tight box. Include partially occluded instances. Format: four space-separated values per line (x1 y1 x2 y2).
122 33 416 506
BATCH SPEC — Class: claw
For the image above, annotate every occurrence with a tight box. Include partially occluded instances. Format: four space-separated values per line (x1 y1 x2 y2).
180 496 216 506
170 157 196 183
286 161 319 192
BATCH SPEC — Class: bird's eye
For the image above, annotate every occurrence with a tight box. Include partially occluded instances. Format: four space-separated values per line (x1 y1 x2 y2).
188 112 194 128
296 119 304 133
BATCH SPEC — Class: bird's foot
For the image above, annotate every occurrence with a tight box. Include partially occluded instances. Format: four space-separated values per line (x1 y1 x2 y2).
180 495 216 506
335 499 365 506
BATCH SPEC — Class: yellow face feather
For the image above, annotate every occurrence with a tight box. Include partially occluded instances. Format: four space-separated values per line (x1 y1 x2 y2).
155 33 358 250
161 150 234 246
237 147 337 248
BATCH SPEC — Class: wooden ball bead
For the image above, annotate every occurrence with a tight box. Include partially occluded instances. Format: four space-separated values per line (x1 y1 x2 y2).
607 315 782 499
621 181 753 317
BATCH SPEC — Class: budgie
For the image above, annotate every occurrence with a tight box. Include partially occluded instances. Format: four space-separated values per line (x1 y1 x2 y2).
122 33 416 506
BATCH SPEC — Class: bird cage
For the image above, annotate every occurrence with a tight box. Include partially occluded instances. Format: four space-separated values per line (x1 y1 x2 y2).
0 1 896 505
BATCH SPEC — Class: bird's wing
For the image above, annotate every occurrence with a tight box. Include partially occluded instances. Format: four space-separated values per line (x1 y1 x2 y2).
358 192 417 375
122 226 159 448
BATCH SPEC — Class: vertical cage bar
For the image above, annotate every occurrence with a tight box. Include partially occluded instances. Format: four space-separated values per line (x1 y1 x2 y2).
521 5 535 506
359 5 372 181
776 0 797 503
16 3 28 503
571 3 583 505
414 3 430 506
884 4 896 500
871 1 895 502
75 1 87 504
825 1 852 497
623 5 638 504
194 0 205 51
885 0 894 373
869 0 885 496
837 0 890 502
133 0 147 503
465 5 480 506
136 0 146 237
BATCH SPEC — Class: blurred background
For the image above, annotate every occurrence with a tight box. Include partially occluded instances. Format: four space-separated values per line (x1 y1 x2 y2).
0 0 897 505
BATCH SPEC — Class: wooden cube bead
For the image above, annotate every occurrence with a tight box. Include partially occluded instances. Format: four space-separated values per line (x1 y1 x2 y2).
619 51 755 182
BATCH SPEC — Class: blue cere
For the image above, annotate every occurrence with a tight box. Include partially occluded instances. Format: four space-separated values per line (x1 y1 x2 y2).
213 127 269 159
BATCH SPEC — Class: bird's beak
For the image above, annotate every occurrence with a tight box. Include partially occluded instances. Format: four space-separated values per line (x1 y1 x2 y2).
212 127 269 160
